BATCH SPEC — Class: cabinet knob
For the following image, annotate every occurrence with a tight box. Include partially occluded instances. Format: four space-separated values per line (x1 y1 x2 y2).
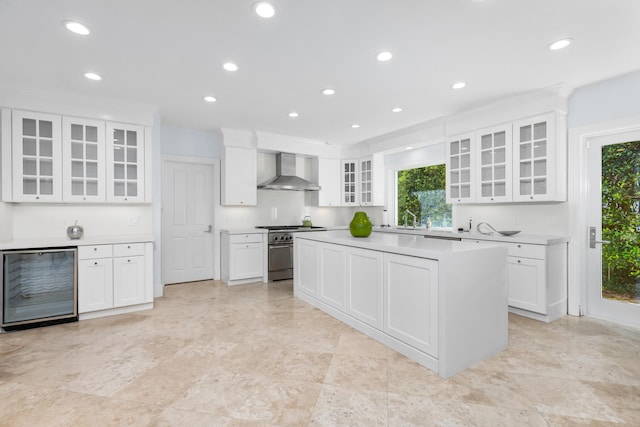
128 259 131 263
517 244 521 248
530 196 533 200
517 259 521 263
94 262 98 265
127 245 131 249
94 247 97 251
36 196 40 200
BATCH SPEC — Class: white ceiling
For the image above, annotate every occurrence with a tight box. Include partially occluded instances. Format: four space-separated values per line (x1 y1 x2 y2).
1 0 639 146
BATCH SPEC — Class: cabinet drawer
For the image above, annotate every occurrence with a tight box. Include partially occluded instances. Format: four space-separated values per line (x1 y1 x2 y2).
113 243 146 257
229 233 263 244
79 245 113 260
504 242 545 259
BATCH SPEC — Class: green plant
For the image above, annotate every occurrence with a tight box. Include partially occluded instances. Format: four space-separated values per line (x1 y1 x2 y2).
601 141 640 301
397 164 452 227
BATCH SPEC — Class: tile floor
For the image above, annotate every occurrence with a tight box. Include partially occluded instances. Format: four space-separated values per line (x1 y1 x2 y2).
1 279 639 426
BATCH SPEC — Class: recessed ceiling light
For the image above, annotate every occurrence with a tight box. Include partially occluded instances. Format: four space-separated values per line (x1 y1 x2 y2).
376 51 393 62
254 1 276 18
63 20 90 35
452 82 467 90
322 88 335 95
204 96 217 102
548 38 572 50
405 146 413 150
391 107 403 113
288 112 299 118
223 62 238 72
351 124 360 129
84 72 102 81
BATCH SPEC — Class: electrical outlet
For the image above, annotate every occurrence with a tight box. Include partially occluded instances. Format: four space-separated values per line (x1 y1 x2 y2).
128 217 139 226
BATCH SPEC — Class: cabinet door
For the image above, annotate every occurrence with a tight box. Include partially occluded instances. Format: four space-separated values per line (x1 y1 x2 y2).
476 125 512 203
383 253 439 357
62 117 105 202
113 255 145 307
316 157 341 206
106 122 145 202
78 258 114 313
507 256 546 314
229 242 263 280
445 133 475 204
346 247 383 329
341 159 358 206
11 110 62 202
318 243 346 310
294 238 319 296
222 146 257 205
359 158 373 205
512 113 556 202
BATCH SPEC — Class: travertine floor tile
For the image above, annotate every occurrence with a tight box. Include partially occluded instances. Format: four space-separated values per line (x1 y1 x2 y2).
0 279 638 426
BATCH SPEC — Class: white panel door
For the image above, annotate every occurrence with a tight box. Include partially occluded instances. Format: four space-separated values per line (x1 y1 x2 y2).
78 258 113 313
113 256 145 307
346 247 383 329
163 160 214 284
318 243 347 310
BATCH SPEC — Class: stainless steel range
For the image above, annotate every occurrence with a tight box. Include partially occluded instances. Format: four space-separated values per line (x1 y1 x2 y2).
256 226 327 281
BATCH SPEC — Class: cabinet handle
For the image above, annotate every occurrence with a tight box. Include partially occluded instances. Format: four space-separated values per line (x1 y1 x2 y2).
94 262 98 265
36 196 40 200
517 244 521 248
127 245 131 249
517 259 521 263
128 259 131 263
94 247 97 251
530 196 533 200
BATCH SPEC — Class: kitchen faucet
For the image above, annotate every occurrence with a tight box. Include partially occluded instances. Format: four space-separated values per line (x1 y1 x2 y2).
405 210 417 228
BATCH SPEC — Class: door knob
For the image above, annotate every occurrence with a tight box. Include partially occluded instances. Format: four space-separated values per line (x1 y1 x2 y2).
204 225 213 233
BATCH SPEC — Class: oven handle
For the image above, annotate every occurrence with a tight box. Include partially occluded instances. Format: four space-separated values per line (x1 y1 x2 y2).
269 244 292 249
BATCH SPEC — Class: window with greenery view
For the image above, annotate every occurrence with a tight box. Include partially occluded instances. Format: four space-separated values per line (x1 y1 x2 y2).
601 140 640 302
397 164 452 227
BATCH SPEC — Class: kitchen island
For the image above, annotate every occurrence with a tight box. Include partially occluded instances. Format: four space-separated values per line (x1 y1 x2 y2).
293 230 508 378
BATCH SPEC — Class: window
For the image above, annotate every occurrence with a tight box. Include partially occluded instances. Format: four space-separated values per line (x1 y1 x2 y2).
397 164 452 228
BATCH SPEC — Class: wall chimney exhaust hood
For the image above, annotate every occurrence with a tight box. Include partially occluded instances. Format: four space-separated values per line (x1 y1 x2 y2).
258 152 321 191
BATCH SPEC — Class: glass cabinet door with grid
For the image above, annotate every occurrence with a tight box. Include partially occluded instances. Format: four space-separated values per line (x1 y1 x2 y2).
476 125 512 203
513 113 556 201
11 110 62 202
106 123 145 202
341 160 358 205
445 133 475 204
62 117 105 202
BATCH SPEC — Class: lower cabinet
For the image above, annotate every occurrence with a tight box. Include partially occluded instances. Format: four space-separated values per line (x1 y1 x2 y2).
383 253 438 357
318 243 347 310
346 247 383 329
78 242 152 314
463 238 567 322
221 231 265 285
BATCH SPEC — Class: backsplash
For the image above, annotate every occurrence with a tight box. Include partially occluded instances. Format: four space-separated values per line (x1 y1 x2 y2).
455 202 569 235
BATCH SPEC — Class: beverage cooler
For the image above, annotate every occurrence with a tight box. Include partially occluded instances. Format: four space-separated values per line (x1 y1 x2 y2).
1 247 78 331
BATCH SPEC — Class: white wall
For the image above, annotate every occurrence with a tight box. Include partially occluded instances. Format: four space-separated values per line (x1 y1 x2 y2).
161 125 223 158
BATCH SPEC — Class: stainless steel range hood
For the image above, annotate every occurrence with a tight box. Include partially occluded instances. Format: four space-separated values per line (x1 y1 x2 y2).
257 152 321 191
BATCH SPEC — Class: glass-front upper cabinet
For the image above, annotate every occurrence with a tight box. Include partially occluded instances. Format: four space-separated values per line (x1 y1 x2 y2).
445 133 475 204
341 160 358 205
512 113 557 202
105 122 145 202
475 124 512 203
62 117 105 202
11 110 62 202
360 158 373 205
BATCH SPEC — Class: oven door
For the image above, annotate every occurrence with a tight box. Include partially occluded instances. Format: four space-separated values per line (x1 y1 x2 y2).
268 244 293 280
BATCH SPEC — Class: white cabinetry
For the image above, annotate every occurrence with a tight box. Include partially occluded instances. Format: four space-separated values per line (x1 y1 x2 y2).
222 146 257 205
78 245 114 313
512 112 565 201
112 243 146 307
445 133 475 204
78 242 152 316
11 110 62 202
341 159 358 205
1 109 151 204
221 231 265 285
62 117 105 202
383 253 438 357
295 238 320 296
476 124 512 203
308 157 341 207
105 123 145 203
340 155 384 206
346 247 383 329
463 237 567 322
318 242 346 310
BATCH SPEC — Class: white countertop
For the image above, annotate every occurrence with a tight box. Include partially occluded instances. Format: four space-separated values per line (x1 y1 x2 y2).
373 226 568 245
221 228 268 235
0 234 155 250
294 230 504 261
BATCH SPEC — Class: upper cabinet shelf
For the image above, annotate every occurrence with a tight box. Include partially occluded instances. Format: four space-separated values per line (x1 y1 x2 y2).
1 109 151 204
445 112 566 204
